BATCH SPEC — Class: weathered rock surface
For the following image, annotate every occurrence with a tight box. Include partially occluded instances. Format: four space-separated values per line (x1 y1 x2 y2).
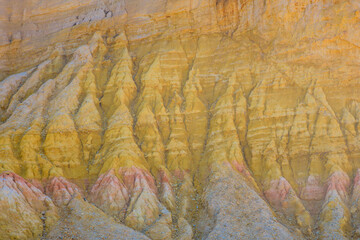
47 194 150 240
0 172 58 239
1 0 360 239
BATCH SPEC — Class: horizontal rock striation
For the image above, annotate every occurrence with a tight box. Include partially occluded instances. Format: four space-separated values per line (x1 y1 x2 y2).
1 0 360 239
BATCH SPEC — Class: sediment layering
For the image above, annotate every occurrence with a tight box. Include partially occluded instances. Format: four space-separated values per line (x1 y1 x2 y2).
1 0 360 239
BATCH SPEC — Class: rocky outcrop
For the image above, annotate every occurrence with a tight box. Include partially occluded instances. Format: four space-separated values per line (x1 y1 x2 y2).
199 163 303 239
1 0 360 239
47 194 150 240
0 172 58 239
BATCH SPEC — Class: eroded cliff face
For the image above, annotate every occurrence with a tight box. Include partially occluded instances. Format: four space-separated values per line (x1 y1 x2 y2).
1 0 360 239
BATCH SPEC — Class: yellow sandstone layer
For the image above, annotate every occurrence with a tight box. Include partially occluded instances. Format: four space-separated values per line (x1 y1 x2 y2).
1 0 360 239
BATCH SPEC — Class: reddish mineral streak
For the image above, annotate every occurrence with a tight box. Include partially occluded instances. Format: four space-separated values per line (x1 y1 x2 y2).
1 1 360 239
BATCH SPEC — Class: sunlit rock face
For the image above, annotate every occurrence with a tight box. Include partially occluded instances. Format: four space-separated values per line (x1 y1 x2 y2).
1 0 360 239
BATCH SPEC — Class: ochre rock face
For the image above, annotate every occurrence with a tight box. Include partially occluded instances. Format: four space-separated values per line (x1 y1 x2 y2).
1 0 360 239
